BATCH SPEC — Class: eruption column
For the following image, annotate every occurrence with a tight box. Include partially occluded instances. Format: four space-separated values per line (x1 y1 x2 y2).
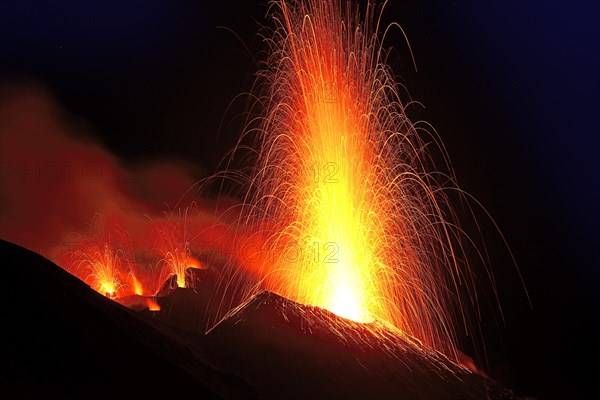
238 0 471 357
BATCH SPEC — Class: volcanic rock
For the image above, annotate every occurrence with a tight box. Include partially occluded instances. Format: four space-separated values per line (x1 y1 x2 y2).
203 290 516 400
0 240 516 399
0 240 254 399
147 267 248 334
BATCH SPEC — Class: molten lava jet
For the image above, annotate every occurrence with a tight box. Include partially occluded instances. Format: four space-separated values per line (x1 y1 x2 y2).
0 0 506 371
233 0 482 359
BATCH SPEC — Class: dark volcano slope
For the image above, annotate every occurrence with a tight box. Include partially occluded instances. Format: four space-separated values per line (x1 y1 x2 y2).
0 240 515 399
0 240 253 399
201 291 515 400
141 267 249 335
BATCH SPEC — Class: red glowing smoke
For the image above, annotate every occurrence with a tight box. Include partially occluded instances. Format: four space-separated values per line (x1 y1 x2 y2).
0 83 250 298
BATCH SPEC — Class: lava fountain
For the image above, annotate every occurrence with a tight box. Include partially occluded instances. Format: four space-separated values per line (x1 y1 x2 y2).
233 0 476 357
63 216 136 299
152 211 203 289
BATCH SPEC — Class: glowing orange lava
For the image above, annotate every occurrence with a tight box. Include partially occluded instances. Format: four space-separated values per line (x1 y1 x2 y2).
152 217 203 289
130 273 144 296
237 0 473 356
145 298 161 311
61 216 142 299
70 242 123 298
49 0 493 362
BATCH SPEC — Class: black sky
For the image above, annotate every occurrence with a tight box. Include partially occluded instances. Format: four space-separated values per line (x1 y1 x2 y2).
1 1 598 398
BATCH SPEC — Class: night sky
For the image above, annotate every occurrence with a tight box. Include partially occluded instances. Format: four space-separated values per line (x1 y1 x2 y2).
1 1 598 398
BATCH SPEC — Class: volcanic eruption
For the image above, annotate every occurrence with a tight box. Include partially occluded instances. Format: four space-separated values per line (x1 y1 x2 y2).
227 0 491 360
0 1 521 398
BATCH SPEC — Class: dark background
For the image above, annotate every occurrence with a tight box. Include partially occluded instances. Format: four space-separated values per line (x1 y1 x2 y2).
1 1 598 398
